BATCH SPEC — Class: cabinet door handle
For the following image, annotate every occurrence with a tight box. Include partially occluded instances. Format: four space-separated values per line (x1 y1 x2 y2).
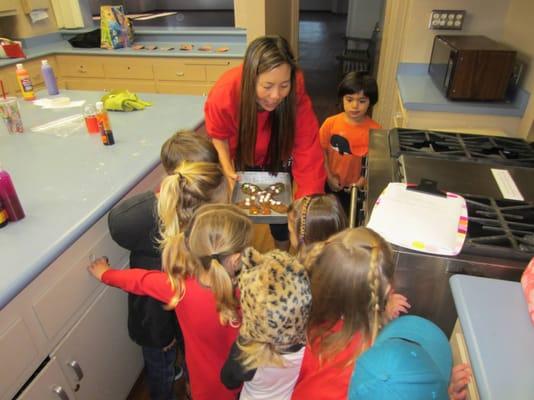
175 71 185 77
68 360 84 381
52 385 71 400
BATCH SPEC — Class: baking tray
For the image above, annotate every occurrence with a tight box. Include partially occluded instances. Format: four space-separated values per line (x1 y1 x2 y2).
231 171 292 224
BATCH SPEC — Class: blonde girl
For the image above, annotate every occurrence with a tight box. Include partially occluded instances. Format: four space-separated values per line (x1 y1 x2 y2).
107 131 220 400
89 204 253 400
221 248 312 399
291 228 408 400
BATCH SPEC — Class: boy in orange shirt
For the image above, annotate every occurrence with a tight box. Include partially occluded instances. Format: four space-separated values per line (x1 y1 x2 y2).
320 72 380 214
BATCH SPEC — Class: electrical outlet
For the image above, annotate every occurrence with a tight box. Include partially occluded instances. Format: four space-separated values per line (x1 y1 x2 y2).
429 10 465 30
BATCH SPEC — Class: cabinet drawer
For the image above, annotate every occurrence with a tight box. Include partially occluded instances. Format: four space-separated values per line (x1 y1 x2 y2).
104 58 154 79
58 56 105 78
206 60 241 81
31 218 127 340
154 60 206 82
16 357 76 400
156 81 212 96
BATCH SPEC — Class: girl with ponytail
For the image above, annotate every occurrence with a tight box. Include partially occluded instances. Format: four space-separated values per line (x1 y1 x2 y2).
291 228 410 400
90 204 253 400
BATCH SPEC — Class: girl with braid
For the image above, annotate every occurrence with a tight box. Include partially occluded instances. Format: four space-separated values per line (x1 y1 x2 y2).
287 194 347 256
291 228 410 400
91 195 253 400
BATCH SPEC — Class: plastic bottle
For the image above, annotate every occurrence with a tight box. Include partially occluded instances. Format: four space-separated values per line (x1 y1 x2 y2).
0 198 8 228
95 101 115 145
15 63 36 101
41 59 59 95
84 104 99 134
0 167 25 221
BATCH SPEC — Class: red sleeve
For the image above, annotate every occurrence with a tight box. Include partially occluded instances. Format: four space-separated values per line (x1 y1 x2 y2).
292 72 327 199
204 66 241 142
102 268 176 305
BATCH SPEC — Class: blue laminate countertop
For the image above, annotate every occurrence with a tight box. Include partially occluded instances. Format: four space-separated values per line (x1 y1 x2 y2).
0 28 246 68
397 63 529 117
450 275 534 400
0 90 206 308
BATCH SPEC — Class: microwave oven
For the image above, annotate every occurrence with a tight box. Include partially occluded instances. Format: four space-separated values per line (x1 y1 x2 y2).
428 35 517 101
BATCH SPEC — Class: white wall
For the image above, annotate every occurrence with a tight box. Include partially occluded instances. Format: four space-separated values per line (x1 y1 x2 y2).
502 0 534 140
346 0 383 39
400 0 510 63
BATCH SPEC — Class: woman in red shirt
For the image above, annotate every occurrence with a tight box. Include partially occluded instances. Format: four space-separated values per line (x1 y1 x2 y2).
204 35 326 249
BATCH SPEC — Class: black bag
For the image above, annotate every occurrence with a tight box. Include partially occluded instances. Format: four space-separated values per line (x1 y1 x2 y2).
68 29 101 48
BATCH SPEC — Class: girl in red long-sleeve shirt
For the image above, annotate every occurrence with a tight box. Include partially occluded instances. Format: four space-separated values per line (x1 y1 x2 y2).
89 204 253 400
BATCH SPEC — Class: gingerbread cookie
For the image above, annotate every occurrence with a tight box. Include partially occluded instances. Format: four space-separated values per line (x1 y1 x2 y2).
268 199 288 214
179 43 194 51
266 183 285 195
241 183 261 196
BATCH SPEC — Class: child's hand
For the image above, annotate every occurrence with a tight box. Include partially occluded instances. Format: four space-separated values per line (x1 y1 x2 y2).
327 174 342 192
385 292 411 320
448 363 472 400
88 256 111 281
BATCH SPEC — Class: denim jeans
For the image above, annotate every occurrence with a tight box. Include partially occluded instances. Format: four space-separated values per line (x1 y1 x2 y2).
142 345 177 400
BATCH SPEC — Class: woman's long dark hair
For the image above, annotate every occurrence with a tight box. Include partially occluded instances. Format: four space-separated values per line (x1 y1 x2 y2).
236 35 297 173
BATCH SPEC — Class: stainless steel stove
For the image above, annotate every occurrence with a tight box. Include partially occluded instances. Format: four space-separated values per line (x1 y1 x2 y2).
390 128 534 167
364 128 534 336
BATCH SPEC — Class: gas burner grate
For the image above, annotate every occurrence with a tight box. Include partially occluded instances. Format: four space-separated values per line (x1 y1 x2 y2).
390 128 534 168
464 196 534 258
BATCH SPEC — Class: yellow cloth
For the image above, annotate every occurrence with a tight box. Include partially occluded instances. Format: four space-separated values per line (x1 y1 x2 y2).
101 90 152 111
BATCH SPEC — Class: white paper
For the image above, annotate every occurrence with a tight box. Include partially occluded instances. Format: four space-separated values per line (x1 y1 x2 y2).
33 98 85 109
491 169 524 201
30 10 49 23
367 183 466 255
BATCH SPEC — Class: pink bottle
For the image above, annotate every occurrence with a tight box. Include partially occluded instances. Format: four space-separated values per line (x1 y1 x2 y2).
0 168 25 221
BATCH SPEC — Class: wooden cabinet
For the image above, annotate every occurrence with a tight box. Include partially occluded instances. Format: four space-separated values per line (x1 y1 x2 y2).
58 56 105 78
56 55 241 95
0 0 18 17
450 320 480 400
0 56 58 96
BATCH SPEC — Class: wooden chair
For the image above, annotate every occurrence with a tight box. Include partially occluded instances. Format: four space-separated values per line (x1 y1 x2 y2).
336 23 379 78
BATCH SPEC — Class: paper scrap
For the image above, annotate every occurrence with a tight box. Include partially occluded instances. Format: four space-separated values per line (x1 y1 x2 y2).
33 98 85 109
30 10 49 23
491 169 524 201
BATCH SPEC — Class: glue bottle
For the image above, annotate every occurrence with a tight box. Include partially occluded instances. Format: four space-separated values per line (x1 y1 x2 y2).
15 63 36 101
41 59 59 95
0 167 25 221
95 101 115 146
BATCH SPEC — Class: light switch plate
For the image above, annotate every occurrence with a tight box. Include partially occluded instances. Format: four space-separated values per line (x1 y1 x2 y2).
429 9 466 30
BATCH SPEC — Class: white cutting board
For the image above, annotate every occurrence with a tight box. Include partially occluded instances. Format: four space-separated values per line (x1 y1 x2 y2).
367 183 467 255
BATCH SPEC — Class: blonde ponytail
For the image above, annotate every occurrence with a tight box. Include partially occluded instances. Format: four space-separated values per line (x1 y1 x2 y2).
206 258 239 325
186 204 252 326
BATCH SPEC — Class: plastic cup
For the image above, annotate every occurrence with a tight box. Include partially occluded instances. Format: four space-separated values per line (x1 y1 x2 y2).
0 97 23 134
